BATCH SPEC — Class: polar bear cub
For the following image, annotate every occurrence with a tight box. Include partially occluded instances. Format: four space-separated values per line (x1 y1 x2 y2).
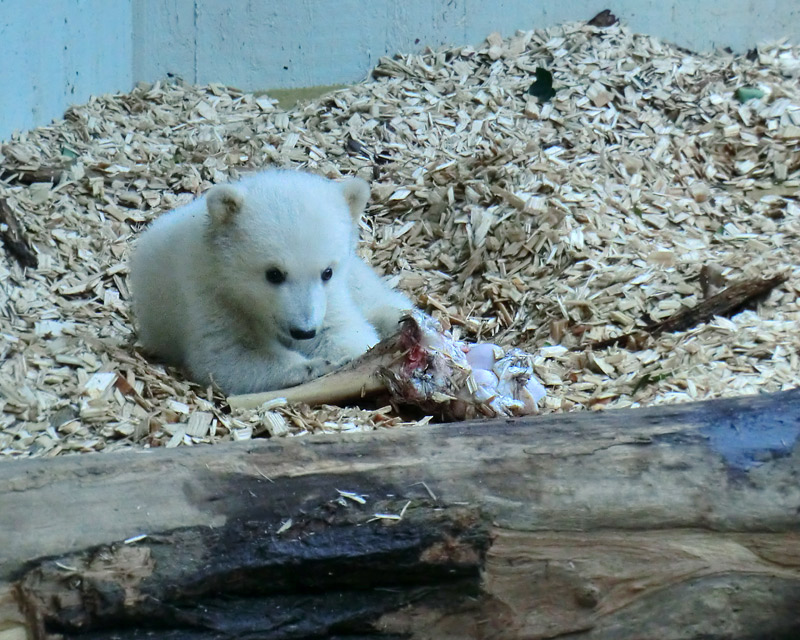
128 170 412 394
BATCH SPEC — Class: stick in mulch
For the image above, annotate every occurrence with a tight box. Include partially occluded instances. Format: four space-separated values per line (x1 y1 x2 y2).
0 163 142 187
0 198 37 269
588 273 789 351
0 165 67 186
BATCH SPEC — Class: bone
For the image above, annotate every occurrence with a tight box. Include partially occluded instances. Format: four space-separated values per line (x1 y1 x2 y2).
228 311 546 420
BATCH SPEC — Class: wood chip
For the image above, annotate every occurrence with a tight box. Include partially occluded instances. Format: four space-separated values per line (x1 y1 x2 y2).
1 21 799 458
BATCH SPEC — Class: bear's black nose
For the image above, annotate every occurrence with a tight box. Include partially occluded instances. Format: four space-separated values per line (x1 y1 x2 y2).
290 328 317 340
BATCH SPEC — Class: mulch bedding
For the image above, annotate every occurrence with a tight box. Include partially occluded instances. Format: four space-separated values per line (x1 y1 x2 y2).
1 20 798 458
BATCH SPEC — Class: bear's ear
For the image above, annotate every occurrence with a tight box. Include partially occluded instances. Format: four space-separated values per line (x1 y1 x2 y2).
340 177 370 222
206 185 244 225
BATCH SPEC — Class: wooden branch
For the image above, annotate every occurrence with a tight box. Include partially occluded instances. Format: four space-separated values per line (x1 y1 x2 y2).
0 165 68 186
646 273 788 334
0 198 37 269
589 273 788 350
2 390 800 639
0 164 139 186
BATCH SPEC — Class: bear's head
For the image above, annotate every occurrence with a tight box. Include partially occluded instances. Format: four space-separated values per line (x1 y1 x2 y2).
203 170 370 345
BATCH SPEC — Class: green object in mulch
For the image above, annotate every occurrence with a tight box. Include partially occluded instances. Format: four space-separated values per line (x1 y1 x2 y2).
735 86 765 103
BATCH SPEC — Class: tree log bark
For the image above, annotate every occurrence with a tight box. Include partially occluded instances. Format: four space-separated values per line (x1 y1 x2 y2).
1 390 799 639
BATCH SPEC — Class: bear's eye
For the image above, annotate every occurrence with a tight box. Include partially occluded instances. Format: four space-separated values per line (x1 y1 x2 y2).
266 268 286 285
321 267 333 282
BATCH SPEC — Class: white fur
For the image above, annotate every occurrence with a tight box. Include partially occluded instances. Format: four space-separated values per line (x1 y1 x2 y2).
128 170 413 394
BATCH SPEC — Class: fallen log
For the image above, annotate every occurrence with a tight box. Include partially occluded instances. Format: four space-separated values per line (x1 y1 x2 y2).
1 390 799 639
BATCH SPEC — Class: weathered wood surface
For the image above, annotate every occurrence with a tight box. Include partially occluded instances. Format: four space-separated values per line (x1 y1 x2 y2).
1 390 799 639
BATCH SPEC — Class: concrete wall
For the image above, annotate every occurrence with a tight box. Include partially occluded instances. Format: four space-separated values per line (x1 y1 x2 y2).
0 0 132 140
2 0 799 141
132 0 800 90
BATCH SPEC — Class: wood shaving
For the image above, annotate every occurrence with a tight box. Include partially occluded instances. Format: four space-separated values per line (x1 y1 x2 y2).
1 21 799 458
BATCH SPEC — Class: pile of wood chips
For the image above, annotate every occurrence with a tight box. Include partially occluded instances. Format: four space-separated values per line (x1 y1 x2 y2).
1 21 798 458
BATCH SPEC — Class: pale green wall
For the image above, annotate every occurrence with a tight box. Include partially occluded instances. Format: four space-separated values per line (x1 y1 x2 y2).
2 0 798 141
134 0 800 89
0 0 133 140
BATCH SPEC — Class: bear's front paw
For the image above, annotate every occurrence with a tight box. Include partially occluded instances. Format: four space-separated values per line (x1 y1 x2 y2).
368 305 408 339
304 355 350 380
